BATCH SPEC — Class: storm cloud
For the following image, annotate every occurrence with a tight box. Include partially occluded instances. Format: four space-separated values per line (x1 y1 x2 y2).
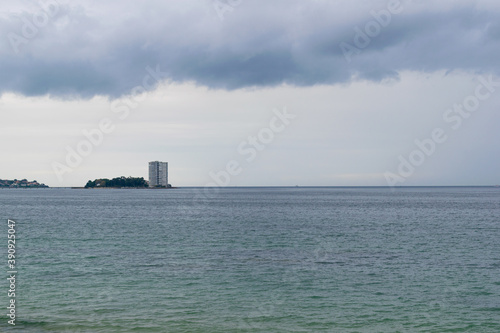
1 0 500 98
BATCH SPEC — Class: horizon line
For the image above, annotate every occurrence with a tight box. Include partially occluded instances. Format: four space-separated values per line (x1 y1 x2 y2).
8 185 499 189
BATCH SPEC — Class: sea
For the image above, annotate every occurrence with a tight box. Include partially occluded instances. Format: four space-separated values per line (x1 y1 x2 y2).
0 187 499 332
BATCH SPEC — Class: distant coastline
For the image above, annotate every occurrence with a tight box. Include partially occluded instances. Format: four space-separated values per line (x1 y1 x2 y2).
0 179 48 188
72 187 178 189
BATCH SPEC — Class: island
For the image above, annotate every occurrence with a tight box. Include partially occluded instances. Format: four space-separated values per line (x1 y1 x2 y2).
84 176 148 188
0 179 49 188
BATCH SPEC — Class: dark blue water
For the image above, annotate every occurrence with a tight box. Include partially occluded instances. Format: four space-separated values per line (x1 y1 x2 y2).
1 187 499 332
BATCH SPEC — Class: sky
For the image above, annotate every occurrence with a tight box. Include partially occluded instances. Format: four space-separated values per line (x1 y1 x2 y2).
1 0 499 187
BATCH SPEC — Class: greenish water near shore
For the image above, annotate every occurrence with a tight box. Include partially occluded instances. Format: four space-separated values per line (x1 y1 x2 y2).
1 187 499 332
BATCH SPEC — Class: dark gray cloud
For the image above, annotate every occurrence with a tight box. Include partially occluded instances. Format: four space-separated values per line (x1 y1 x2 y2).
1 0 500 98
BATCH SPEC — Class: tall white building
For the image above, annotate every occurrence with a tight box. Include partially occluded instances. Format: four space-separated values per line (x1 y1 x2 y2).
149 161 168 187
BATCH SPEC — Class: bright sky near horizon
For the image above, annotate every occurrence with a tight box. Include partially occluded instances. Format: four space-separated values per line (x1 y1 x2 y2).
1 0 499 187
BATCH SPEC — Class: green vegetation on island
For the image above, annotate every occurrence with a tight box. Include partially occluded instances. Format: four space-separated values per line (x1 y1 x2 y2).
85 176 148 188
0 179 49 188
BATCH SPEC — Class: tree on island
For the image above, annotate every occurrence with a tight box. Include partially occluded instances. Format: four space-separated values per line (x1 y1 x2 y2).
85 176 148 188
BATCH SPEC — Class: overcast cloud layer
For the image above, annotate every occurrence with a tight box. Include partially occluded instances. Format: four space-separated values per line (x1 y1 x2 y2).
2 0 500 98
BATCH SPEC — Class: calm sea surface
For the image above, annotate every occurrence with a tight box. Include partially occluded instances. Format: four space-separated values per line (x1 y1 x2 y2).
0 187 499 332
